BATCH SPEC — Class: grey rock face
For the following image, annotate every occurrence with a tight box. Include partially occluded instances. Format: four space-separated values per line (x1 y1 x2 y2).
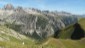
3 13 77 39
0 4 78 39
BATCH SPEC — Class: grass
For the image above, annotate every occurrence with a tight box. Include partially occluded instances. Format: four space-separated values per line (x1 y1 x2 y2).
0 37 85 48
58 24 75 39
42 38 85 48
58 18 85 39
0 25 40 48
78 18 85 31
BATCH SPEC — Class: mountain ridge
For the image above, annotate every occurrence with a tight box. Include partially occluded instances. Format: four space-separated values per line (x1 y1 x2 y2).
0 4 85 48
0 4 78 39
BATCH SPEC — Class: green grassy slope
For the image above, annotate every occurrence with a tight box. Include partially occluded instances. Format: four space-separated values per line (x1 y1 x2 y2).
0 25 41 48
78 18 85 31
58 18 85 39
42 38 85 48
58 24 75 39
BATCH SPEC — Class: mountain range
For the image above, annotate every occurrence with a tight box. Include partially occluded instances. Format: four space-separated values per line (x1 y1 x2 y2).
0 4 85 48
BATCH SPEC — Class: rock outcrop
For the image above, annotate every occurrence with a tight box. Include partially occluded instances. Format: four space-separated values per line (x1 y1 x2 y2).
4 4 14 10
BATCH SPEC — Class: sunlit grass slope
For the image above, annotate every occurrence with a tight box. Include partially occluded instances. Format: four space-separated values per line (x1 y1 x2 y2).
78 18 85 31
42 38 85 48
0 25 41 48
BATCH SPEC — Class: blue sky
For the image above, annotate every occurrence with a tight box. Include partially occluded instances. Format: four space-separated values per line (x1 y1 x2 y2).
0 0 85 14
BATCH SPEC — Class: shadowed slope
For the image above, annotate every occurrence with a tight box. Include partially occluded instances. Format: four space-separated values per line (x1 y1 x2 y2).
71 23 84 40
